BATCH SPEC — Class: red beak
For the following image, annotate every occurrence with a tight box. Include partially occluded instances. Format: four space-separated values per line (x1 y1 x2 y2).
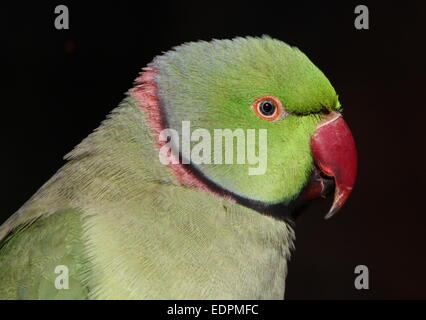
307 111 358 219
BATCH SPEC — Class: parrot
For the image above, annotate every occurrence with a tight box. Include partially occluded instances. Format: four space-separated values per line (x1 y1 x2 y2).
0 36 357 299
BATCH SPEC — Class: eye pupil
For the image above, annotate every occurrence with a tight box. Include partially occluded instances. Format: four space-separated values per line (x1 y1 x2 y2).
259 101 276 116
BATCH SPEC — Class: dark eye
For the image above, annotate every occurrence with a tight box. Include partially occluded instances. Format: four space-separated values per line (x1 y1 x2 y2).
259 100 276 116
252 96 285 121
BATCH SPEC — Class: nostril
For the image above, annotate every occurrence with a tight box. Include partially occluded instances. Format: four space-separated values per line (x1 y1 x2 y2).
320 108 331 116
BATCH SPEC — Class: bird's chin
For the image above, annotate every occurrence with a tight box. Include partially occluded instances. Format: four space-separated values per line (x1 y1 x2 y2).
303 167 335 201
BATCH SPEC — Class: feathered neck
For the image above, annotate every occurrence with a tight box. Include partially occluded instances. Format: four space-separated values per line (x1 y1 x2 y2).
131 67 235 201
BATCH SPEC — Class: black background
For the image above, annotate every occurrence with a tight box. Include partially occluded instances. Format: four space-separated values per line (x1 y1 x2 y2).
1 1 425 299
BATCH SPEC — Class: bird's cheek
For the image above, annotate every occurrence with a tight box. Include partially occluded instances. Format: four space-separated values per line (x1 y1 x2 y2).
306 111 358 219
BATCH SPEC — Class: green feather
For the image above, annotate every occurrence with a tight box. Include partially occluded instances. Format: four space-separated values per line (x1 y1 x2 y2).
0 96 293 299
0 209 90 299
153 36 340 203
0 36 340 299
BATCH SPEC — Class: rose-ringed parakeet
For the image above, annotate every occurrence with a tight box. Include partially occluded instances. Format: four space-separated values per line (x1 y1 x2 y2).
0 36 357 299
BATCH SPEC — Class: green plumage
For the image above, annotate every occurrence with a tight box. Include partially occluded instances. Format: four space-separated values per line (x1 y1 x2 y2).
0 36 340 299
0 210 89 299
153 36 339 203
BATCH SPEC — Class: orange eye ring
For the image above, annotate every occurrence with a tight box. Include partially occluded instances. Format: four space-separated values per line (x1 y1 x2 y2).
252 96 286 121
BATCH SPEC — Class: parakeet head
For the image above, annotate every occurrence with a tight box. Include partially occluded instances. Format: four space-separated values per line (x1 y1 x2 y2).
135 36 357 219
